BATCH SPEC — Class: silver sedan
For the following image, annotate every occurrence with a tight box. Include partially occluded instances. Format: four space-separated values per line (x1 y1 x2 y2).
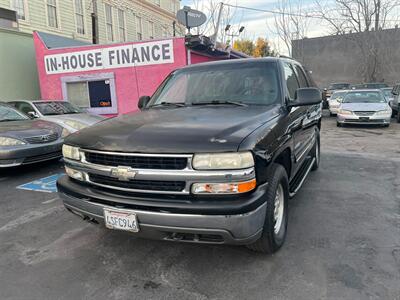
337 89 392 127
8 100 105 136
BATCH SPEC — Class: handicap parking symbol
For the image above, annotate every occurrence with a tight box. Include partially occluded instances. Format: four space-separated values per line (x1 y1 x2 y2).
17 173 64 193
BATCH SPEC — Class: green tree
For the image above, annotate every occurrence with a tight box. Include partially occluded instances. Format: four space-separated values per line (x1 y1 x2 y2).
233 38 277 57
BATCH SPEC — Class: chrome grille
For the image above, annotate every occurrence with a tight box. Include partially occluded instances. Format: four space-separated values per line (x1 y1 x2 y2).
89 173 185 192
354 111 375 116
84 151 188 170
25 132 58 144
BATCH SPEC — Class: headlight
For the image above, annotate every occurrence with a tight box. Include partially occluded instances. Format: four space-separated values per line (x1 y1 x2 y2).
64 120 87 131
61 128 71 138
375 109 392 115
62 144 81 160
192 179 256 194
192 152 254 170
338 109 353 115
0 137 26 146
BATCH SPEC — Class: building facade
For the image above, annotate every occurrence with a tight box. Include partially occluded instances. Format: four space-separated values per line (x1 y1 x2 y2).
0 0 181 44
292 28 400 87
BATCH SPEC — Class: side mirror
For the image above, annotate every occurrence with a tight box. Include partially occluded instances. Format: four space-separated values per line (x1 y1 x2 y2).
138 96 151 110
27 111 38 118
289 88 322 107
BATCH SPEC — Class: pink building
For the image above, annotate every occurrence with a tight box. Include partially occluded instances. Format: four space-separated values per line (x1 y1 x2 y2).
33 32 248 116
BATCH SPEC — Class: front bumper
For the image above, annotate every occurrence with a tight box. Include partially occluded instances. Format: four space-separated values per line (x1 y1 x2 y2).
57 175 268 245
337 113 391 125
0 140 63 167
329 106 340 114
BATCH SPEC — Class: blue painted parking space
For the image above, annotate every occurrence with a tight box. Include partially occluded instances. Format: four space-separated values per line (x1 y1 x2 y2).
17 173 65 193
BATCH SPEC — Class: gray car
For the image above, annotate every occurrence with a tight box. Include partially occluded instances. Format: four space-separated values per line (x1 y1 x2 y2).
390 84 400 123
0 103 65 167
8 100 105 136
336 89 392 127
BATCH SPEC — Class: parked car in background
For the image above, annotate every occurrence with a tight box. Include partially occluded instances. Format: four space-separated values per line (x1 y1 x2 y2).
390 84 400 122
337 89 392 127
323 83 351 109
8 100 105 136
351 83 389 89
57 57 322 254
328 90 348 116
0 103 65 167
381 87 394 103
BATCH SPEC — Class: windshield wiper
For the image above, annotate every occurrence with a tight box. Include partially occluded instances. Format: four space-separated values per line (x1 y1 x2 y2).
150 102 186 108
192 100 248 107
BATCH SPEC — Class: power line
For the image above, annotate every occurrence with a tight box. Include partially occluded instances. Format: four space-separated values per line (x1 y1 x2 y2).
222 2 400 23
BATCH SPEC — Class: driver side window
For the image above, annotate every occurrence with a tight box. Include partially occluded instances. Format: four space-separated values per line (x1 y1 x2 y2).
16 102 34 115
283 63 299 100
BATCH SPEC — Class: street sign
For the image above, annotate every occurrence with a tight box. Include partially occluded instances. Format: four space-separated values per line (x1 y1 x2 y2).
17 174 64 193
176 7 207 29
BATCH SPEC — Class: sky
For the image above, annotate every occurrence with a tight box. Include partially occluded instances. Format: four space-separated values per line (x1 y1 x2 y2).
180 0 328 54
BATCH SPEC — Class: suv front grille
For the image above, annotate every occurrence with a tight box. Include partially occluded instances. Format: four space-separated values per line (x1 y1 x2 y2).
89 173 186 192
25 132 59 144
85 152 188 170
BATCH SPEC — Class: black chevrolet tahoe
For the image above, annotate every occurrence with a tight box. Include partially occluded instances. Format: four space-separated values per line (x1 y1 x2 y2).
57 57 322 253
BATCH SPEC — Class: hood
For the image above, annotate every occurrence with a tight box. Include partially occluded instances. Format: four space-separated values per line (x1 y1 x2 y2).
341 102 389 111
42 113 105 126
0 119 62 140
66 105 280 153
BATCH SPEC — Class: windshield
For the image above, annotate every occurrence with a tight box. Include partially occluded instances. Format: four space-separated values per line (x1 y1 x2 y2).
0 105 28 122
331 91 347 100
381 88 393 98
343 91 386 103
353 83 388 89
329 83 350 90
33 101 83 115
150 62 281 107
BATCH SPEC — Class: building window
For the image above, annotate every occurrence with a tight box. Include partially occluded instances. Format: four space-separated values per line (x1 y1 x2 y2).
47 0 58 28
74 0 84 34
118 9 125 42
136 16 142 40
105 4 113 41
149 21 154 39
62 73 118 115
11 0 27 20
171 0 176 13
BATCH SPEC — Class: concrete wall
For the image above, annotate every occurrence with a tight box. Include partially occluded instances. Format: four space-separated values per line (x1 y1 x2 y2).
0 28 40 100
0 0 182 44
292 28 400 88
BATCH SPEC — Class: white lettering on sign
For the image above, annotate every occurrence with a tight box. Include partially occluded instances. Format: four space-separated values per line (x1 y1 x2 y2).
44 40 174 74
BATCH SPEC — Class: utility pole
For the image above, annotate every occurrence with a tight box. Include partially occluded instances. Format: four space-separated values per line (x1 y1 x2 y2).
210 2 224 44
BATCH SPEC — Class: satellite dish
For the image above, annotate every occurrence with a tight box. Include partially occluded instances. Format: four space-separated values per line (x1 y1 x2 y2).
176 6 207 29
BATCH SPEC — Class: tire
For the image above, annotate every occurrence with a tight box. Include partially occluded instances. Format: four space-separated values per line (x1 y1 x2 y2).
397 110 400 123
336 122 341 127
246 164 289 254
311 128 320 171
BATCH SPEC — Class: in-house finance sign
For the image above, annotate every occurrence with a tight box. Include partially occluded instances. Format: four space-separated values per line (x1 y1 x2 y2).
44 39 174 74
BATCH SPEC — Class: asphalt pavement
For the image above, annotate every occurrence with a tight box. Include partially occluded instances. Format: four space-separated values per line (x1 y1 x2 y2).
0 114 399 300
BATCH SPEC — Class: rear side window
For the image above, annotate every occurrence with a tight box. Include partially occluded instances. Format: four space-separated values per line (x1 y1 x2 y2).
16 102 34 115
293 65 308 88
283 63 299 100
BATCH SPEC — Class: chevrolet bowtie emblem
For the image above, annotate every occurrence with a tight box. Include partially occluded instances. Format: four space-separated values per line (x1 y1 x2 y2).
110 166 137 181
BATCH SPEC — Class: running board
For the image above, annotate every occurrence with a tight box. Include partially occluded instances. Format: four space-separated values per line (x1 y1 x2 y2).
289 157 315 198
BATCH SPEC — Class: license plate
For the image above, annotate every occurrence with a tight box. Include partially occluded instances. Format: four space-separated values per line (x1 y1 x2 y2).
103 208 139 232
359 117 369 121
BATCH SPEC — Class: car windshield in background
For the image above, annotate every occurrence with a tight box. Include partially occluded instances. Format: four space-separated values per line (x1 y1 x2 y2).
150 62 280 107
34 101 83 116
0 105 28 122
331 91 347 100
343 91 385 103
329 83 350 90
353 83 388 89
381 88 393 98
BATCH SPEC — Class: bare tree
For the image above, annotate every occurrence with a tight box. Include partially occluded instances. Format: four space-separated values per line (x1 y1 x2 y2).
270 0 310 56
314 0 400 82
